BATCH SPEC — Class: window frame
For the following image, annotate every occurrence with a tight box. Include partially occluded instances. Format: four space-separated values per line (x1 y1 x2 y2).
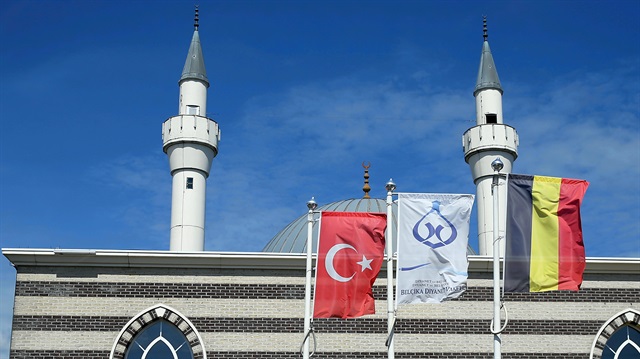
186 105 200 115
485 113 498 124
110 304 207 359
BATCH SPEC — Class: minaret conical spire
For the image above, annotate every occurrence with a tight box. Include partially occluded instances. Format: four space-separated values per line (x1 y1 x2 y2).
180 6 209 87
474 17 502 96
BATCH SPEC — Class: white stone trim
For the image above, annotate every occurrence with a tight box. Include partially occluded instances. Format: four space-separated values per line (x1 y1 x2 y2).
109 303 207 359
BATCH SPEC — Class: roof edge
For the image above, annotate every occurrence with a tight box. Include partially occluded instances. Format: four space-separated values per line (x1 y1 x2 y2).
3 248 639 274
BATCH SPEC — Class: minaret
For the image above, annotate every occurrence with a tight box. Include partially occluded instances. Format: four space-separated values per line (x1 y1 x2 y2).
162 7 220 251
463 18 518 256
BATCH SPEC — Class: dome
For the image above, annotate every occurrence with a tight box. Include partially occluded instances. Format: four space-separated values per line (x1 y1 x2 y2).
262 198 391 253
262 197 476 255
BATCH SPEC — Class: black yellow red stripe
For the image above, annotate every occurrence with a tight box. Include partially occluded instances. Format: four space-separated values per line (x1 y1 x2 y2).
505 174 589 292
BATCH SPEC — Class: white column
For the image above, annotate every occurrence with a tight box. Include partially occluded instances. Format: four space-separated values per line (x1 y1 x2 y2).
491 158 504 359
179 80 208 115
169 169 207 251
475 88 504 124
303 198 317 359
385 179 396 359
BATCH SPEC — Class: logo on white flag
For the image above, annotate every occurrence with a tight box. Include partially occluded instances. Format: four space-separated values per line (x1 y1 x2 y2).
412 200 458 249
401 200 461 272
396 193 474 305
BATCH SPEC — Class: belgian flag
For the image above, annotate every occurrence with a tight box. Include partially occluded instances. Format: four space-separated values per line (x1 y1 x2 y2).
505 174 589 292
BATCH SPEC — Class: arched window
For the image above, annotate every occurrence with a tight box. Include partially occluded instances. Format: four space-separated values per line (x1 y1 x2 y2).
125 319 193 359
110 304 207 359
591 309 640 359
601 325 640 359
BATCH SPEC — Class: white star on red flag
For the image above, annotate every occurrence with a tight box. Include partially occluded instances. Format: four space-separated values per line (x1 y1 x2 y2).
357 255 373 272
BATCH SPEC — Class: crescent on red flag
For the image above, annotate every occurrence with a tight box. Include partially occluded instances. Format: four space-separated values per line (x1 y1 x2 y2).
325 244 357 282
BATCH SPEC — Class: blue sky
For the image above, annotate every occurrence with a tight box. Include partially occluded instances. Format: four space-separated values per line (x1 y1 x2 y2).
1 0 639 355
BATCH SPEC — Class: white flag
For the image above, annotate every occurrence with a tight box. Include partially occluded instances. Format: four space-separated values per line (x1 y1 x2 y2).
396 193 474 305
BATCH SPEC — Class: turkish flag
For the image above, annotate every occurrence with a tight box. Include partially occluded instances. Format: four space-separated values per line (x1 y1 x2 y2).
313 211 387 319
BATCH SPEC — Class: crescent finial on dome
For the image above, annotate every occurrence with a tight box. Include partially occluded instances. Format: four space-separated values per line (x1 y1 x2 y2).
362 161 371 199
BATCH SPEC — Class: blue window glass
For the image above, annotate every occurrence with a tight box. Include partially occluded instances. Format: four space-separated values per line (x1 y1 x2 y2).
124 319 194 359
601 325 640 359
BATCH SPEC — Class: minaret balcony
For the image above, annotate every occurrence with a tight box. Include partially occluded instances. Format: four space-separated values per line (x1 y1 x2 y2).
162 114 220 154
463 123 518 162
163 115 220 176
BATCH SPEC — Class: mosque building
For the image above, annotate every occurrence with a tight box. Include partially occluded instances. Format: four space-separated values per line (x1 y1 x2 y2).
3 10 639 359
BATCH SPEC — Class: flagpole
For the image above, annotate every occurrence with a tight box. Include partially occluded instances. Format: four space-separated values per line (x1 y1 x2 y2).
491 158 504 359
385 179 396 359
303 197 317 359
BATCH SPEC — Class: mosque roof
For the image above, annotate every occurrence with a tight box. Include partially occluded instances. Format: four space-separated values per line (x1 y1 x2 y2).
262 197 391 253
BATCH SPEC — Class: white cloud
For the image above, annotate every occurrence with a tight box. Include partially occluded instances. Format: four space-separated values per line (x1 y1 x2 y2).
87 153 171 249
507 64 640 257
199 73 481 252
204 60 640 257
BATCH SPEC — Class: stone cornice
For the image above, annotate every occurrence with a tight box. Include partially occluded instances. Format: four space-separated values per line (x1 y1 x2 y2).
3 248 639 274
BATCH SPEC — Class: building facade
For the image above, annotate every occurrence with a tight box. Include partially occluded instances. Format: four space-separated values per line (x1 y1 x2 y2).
3 249 639 358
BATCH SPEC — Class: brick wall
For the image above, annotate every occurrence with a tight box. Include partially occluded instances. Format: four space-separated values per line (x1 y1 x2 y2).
8 256 640 358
